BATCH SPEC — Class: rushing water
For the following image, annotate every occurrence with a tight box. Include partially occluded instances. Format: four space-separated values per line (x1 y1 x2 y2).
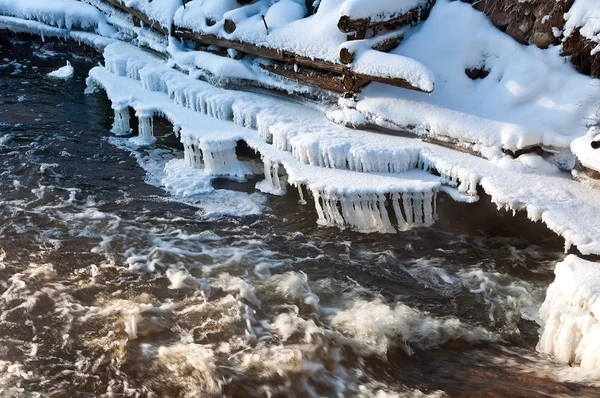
0 34 599 397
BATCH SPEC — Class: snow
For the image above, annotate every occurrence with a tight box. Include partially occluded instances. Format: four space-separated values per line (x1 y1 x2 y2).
339 0 430 22
118 0 182 30
564 0 600 49
572 126 600 172
174 0 435 92
47 61 74 79
538 255 600 369
352 0 599 153
0 0 116 37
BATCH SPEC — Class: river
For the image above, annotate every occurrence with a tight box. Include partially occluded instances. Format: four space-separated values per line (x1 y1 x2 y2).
0 33 598 397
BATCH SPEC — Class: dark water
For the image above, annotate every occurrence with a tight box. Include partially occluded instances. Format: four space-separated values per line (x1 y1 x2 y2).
0 34 598 397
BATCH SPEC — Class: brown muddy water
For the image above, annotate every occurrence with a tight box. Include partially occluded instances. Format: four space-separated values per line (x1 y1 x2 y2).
0 34 599 397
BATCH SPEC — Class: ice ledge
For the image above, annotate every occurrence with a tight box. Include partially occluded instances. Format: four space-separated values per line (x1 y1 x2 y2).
538 255 600 369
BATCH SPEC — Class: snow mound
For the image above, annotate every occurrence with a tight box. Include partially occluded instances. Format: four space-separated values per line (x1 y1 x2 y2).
538 255 600 369
572 126 600 172
48 61 74 79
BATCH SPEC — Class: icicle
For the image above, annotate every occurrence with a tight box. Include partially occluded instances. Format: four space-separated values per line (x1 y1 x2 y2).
297 184 307 205
402 193 414 225
413 193 424 226
312 191 328 226
183 142 192 167
392 193 409 231
193 144 202 168
111 107 131 136
378 195 396 234
328 194 345 228
264 158 273 187
423 191 434 226
198 140 248 176
339 197 355 227
272 163 282 191
137 115 153 140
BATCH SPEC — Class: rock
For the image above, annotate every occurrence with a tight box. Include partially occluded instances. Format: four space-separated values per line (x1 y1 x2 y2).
519 21 533 35
531 30 556 49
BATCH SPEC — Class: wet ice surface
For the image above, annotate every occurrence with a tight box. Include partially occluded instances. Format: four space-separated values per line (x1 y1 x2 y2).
0 35 599 397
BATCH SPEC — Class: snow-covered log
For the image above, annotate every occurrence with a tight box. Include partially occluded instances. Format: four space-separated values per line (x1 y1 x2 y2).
172 27 434 93
337 0 433 34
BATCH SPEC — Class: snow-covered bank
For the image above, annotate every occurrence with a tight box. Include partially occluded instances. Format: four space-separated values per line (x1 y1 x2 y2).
351 0 600 153
538 255 600 369
1 0 599 158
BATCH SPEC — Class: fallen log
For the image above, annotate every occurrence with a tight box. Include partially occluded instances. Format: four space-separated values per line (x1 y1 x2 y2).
224 19 236 34
338 5 431 35
259 63 348 93
173 27 430 92
339 32 405 64
105 0 169 35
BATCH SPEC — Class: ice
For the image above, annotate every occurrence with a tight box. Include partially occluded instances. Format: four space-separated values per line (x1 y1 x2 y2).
87 42 600 253
538 255 600 369
111 106 131 136
197 139 251 177
47 61 74 79
0 0 116 36
137 114 154 142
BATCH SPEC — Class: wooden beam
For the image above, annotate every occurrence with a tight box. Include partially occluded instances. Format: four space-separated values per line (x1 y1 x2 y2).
105 0 169 35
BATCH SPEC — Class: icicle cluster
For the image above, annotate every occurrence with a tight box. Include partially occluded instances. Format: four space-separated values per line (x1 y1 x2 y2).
111 107 131 136
420 154 479 196
137 115 154 140
256 157 287 196
311 189 437 233
200 140 240 175
183 136 203 168
181 137 250 177
98 46 483 234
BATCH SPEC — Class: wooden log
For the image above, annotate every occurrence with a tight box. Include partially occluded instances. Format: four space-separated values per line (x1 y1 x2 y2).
174 27 348 73
341 74 370 92
224 19 236 34
206 18 217 27
338 6 431 35
339 47 355 64
172 27 429 92
259 63 347 93
339 32 405 64
105 0 169 35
